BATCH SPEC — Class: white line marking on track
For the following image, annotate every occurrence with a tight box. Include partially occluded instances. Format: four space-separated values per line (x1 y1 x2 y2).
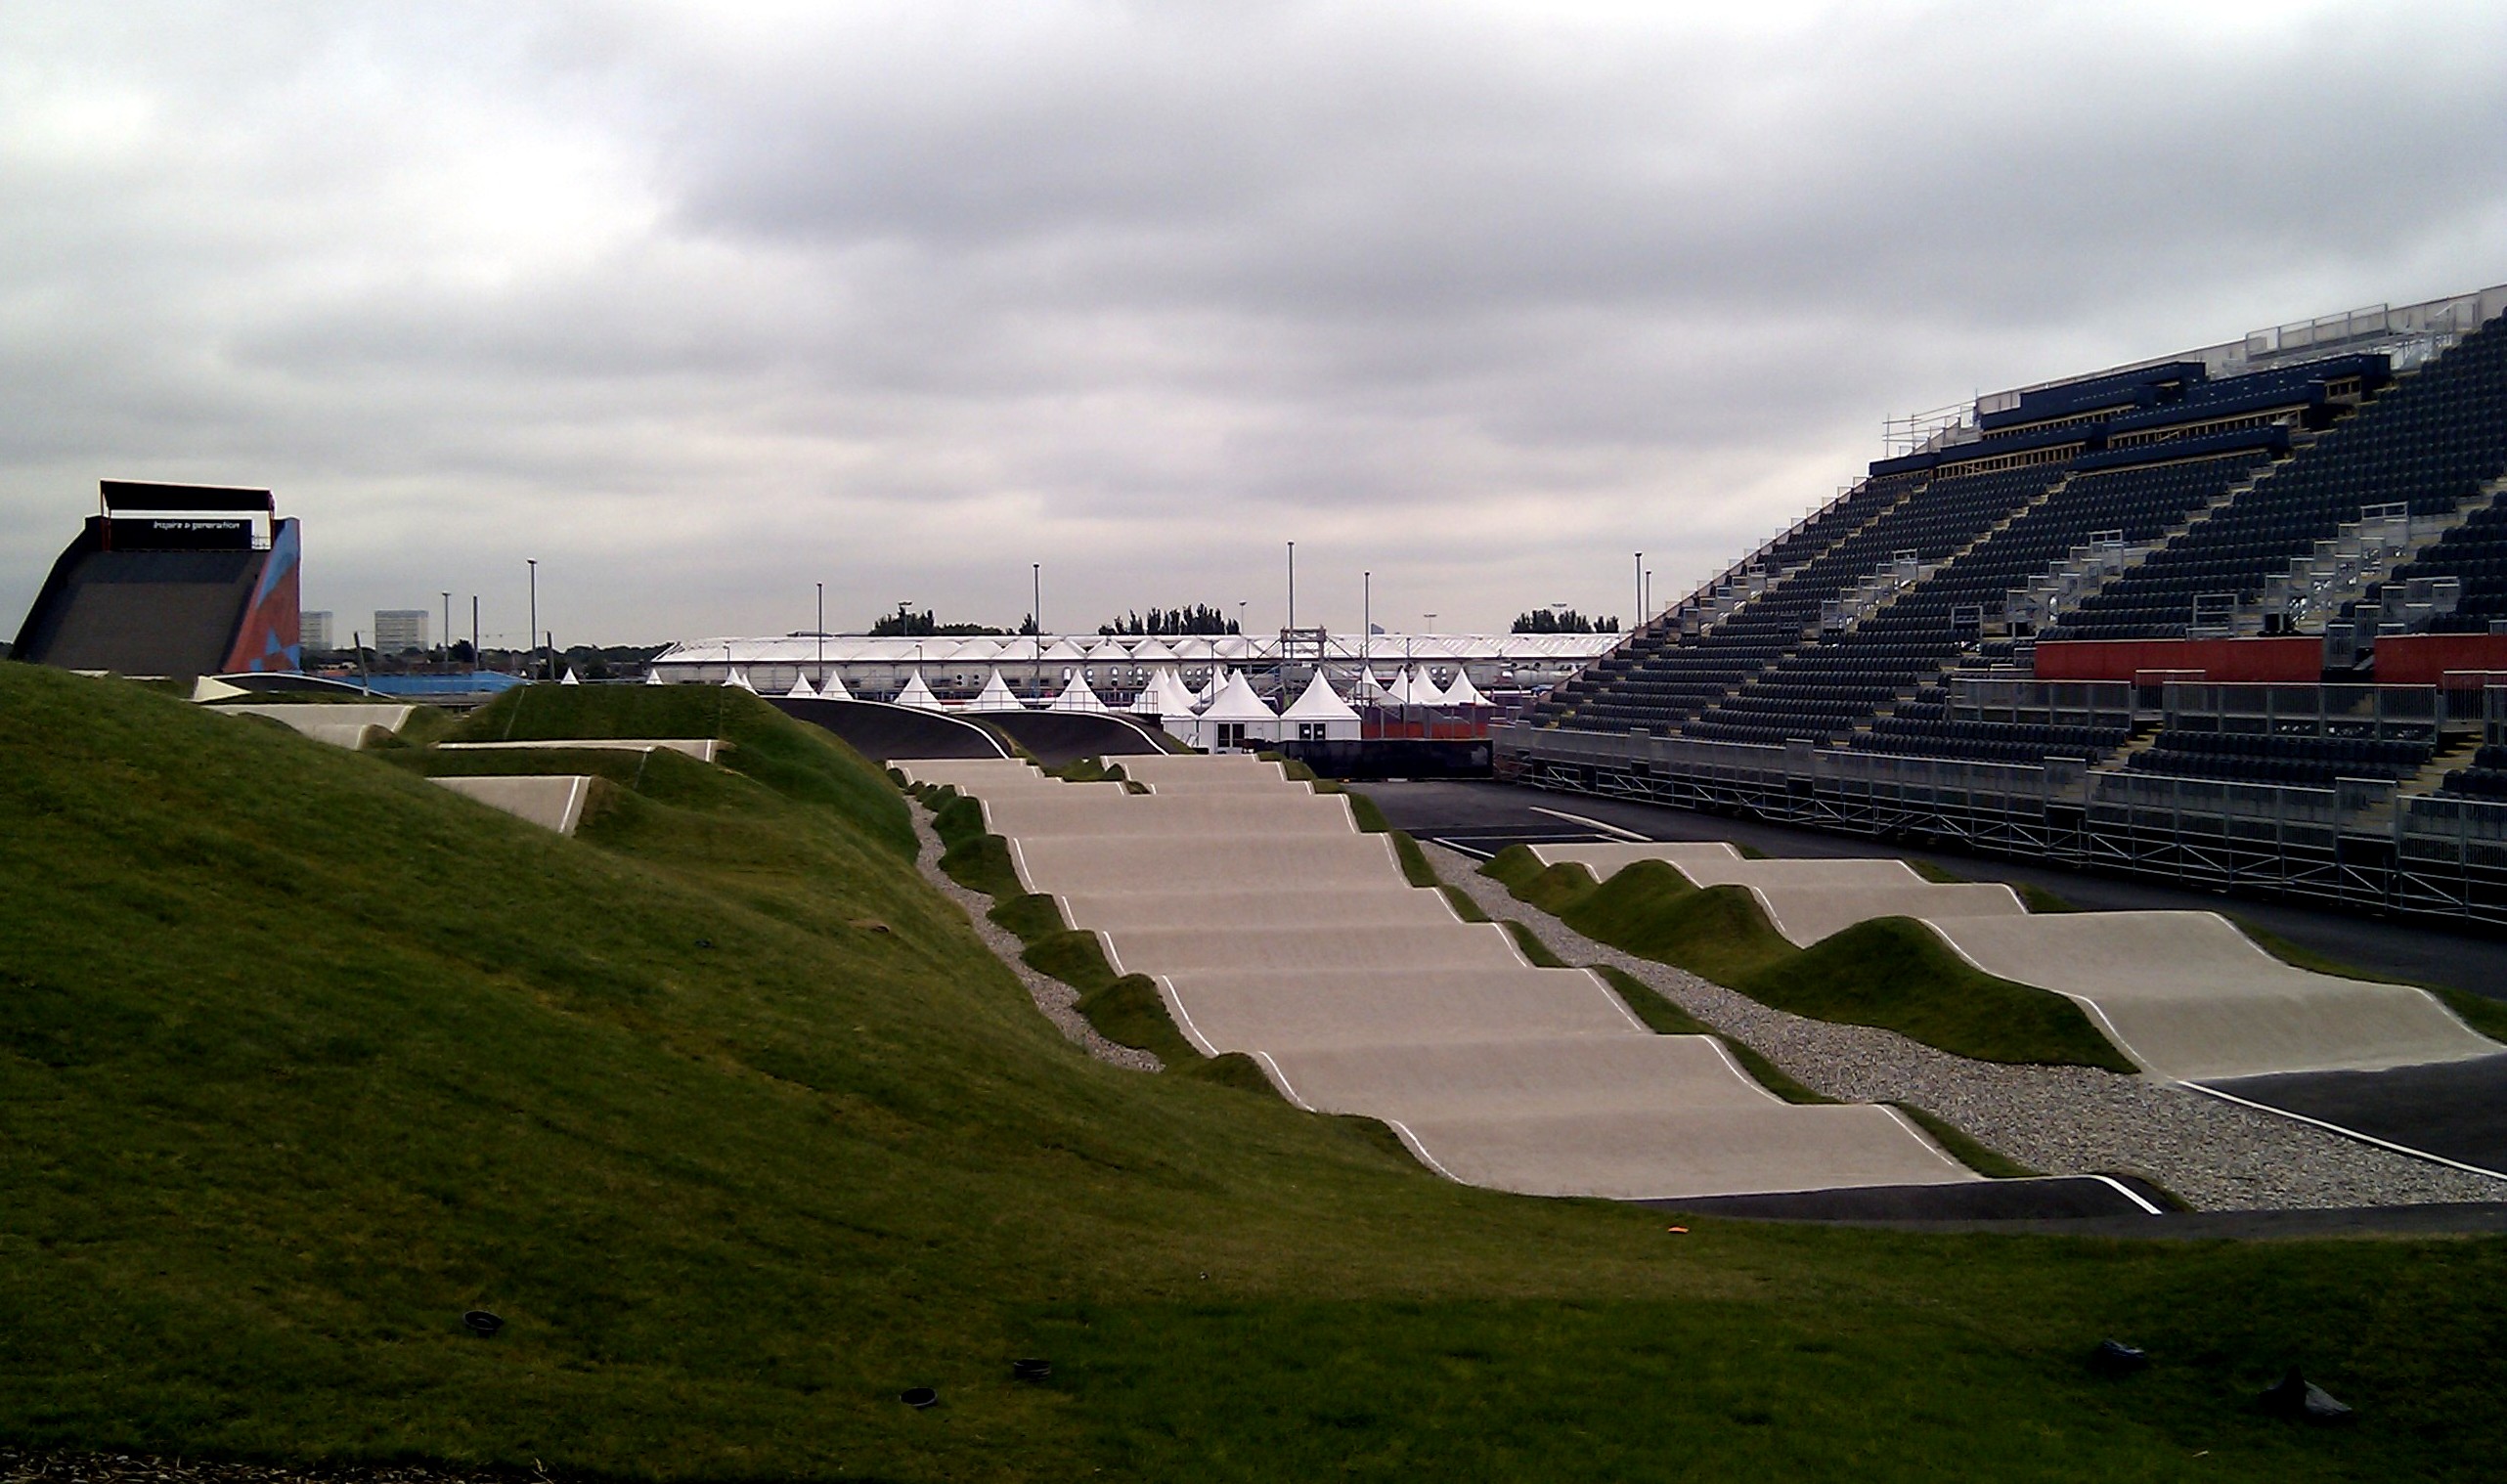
1251 1050 1311 1110
2180 1080 2507 1184
1154 975 1222 1058
1875 1105 1975 1174
2090 1174 2165 1215
1384 1118 1464 1182
1529 807 1650 842
1432 839 1496 859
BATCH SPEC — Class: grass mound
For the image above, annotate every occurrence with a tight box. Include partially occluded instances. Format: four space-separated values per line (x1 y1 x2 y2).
10 668 2507 1479
1485 854 2129 1069
453 682 914 855
1482 846 1603 916
1744 919 2137 1072
1077 977 1210 1070
1566 866 1796 986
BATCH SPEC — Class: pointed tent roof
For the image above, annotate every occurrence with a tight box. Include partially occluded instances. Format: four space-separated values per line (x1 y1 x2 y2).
1083 636 1129 665
1408 666 1449 705
1041 636 1088 662
966 668 1028 712
1049 674 1109 712
1350 668 1392 702
1192 663 1228 707
1199 671 1278 722
948 636 1003 663
786 673 818 699
1132 667 1195 716
725 667 758 692
817 670 854 701
893 672 944 710
1439 669 1489 706
1166 635 1213 662
1131 667 1175 716
643 667 665 685
560 669 581 686
1131 636 1179 663
1281 670 1361 721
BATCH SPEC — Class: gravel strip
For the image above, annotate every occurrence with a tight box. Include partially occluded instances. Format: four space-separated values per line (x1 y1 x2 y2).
1427 842 2503 1211
911 804 1162 1072
0 1451 517 1484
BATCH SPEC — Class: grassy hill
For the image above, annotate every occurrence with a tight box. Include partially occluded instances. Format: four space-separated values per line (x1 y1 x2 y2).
5 666 2505 1481
1482 848 2133 1069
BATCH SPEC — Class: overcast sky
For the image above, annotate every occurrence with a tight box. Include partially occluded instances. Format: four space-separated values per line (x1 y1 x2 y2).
5 1 2503 646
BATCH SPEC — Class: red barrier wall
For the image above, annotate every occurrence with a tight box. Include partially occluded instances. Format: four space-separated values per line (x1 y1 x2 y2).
2369 633 2507 686
2032 636 2323 683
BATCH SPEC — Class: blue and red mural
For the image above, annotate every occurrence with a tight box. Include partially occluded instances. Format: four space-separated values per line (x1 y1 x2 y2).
222 517 302 673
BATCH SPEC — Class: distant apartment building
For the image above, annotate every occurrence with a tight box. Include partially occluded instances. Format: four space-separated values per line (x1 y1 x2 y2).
301 611 334 652
373 609 430 655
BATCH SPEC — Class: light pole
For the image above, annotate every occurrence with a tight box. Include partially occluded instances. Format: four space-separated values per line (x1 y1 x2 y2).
1032 562 1042 700
1284 541 1295 698
441 591 450 668
1633 551 1643 633
814 582 824 685
1644 569 1652 622
1362 570 1371 684
470 596 479 675
527 559 538 682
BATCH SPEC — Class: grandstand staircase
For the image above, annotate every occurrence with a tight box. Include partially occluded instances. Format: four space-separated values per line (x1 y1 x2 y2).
2005 455 2284 635
2397 734 2486 803
1683 473 2075 742
2289 474 2507 640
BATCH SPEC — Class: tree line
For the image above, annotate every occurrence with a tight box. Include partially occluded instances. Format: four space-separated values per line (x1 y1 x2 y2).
1512 608 1619 633
1097 605 1241 635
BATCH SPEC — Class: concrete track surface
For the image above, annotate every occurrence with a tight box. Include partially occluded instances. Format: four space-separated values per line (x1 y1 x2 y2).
1118 754 1301 792
897 755 1975 1200
1531 843 2027 948
1530 841 2495 1081
431 774 594 836
212 702 415 750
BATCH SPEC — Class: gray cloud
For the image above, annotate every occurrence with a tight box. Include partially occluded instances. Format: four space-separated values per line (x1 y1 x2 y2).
3 0 2504 645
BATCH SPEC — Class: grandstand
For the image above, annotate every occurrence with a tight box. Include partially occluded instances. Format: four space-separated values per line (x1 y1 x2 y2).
1502 283 2507 925
11 481 301 677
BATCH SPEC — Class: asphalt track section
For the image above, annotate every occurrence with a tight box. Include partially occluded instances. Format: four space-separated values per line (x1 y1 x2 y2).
2206 1054 2507 1176
985 710 1170 765
770 697 1010 761
1644 1175 2163 1223
1649 1187 2507 1238
1366 777 2507 1004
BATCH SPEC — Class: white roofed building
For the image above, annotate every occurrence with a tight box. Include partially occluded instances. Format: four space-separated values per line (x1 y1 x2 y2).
1191 671 1280 752
1281 671 1362 742
643 630 1619 708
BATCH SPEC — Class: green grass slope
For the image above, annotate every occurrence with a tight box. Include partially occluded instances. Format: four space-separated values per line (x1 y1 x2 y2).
5 668 2506 1480
1484 851 2131 1069
1745 919 2138 1072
